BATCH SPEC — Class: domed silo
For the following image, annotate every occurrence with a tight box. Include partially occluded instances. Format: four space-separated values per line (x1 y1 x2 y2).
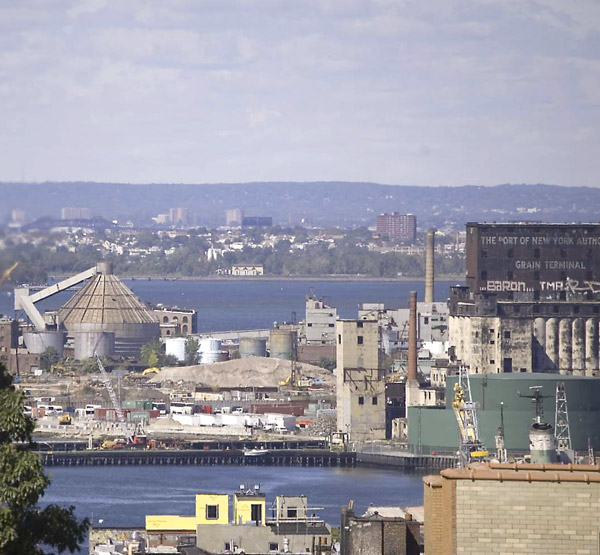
529 422 557 464
58 262 159 358
239 338 267 358
269 329 297 360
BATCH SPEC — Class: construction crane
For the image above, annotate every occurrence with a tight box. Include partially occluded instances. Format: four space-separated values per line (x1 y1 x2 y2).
452 365 488 467
555 381 573 463
95 355 133 443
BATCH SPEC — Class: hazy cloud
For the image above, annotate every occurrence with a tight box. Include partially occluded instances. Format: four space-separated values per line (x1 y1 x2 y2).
0 0 598 186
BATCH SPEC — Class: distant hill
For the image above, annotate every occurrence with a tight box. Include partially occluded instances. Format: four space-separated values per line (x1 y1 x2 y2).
1 181 598 229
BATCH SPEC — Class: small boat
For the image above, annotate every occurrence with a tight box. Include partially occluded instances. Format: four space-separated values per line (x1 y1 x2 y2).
243 448 269 457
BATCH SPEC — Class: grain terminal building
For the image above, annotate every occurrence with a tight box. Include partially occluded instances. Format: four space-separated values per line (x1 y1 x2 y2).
451 223 600 375
408 222 600 454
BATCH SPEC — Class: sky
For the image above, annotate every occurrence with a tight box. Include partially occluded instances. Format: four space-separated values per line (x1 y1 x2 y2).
0 0 599 187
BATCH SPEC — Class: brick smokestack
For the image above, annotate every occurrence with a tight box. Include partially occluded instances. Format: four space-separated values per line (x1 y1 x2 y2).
408 290 418 382
425 229 435 303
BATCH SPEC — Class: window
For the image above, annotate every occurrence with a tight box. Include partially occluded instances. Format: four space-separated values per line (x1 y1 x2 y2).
183 316 188 323
287 508 298 518
307 323 313 327
206 505 219 520
490 359 495 364
357 321 363 328
328 323 334 327
163 316 169 323
372 396 378 405
503 358 513 373
424 316 429 324
358 396 364 405
251 503 262 523
269 543 279 552
513 306 520 314
182 325 188 334
553 305 560 314
338 334 342 345
225 543 231 551
504 331 511 339
357 336 363 345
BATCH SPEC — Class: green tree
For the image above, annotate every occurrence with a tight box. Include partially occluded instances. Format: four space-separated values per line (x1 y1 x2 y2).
318 357 336 371
39 347 60 371
0 363 89 554
140 340 163 367
184 337 200 366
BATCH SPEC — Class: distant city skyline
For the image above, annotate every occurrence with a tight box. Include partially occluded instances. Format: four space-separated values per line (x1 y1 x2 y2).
0 1 599 187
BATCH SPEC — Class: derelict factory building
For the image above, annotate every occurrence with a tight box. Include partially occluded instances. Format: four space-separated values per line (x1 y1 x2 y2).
451 223 600 375
408 222 600 453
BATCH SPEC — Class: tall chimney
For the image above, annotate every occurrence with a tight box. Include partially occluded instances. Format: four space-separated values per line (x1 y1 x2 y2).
425 230 435 303
408 290 418 382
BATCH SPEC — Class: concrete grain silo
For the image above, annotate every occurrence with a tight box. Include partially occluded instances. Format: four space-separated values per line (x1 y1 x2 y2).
269 328 297 360
239 337 267 358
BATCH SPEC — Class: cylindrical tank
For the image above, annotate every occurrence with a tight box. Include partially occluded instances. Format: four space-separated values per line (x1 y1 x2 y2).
533 318 546 371
199 338 222 364
74 331 115 360
239 338 267 358
545 318 558 371
164 337 187 362
558 318 572 375
529 422 557 463
572 318 585 375
23 331 66 357
586 318 599 376
269 329 297 360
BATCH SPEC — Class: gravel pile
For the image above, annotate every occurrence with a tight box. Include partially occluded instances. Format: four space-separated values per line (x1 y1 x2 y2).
150 357 335 388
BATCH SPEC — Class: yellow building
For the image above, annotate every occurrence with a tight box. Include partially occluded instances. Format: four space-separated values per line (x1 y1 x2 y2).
233 489 266 525
146 493 229 532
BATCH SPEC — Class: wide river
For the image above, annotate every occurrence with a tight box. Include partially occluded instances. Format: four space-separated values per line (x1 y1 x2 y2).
0 278 457 331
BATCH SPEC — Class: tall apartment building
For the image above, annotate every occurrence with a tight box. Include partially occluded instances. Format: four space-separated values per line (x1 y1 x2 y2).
169 207 190 226
376 213 417 241
336 320 386 441
225 208 243 226
61 207 91 220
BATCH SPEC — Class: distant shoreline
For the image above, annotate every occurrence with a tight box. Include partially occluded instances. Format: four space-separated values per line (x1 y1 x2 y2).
46 274 464 283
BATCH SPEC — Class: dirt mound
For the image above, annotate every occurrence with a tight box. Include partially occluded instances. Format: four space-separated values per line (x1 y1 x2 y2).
150 357 334 388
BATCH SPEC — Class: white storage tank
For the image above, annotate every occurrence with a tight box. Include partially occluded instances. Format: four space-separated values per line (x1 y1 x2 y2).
164 337 187 362
199 338 222 364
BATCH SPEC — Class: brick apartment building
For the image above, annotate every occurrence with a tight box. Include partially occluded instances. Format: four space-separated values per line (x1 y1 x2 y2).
376 213 417 241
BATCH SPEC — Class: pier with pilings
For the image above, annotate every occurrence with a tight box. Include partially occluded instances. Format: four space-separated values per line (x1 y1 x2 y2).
40 448 356 467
